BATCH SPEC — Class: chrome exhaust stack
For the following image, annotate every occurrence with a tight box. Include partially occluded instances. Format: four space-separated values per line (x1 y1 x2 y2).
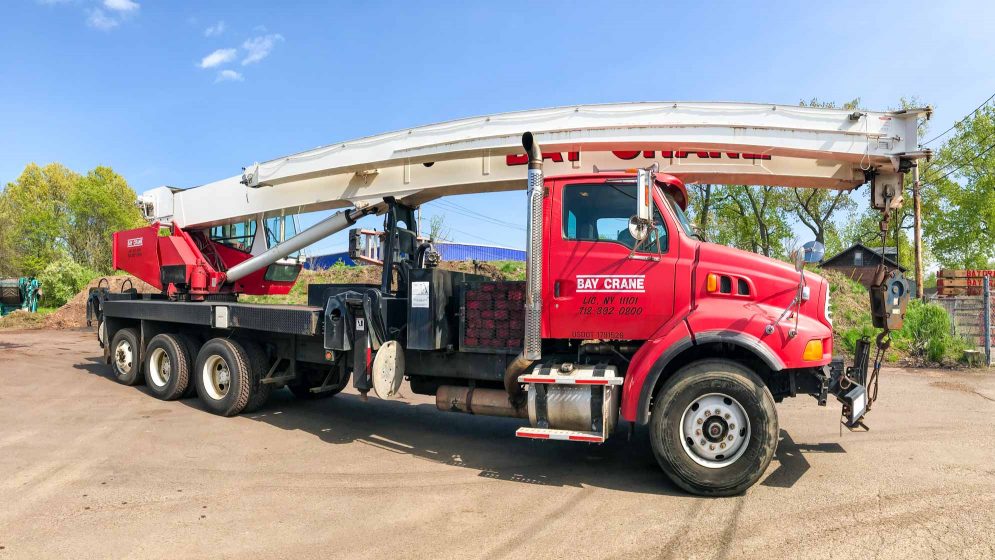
522 131 543 362
504 132 543 405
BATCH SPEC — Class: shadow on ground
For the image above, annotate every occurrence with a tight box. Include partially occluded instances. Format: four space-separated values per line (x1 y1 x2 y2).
76 355 845 496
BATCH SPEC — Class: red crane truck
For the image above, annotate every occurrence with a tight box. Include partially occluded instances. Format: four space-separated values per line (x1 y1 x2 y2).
87 102 928 495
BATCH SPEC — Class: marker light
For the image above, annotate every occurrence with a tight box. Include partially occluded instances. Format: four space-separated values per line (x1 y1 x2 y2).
706 273 718 293
802 340 824 361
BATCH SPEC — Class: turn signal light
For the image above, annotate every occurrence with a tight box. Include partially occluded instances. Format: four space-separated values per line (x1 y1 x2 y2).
706 273 718 293
802 340 824 361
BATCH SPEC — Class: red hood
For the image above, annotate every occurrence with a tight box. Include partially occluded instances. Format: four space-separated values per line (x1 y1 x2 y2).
696 242 827 323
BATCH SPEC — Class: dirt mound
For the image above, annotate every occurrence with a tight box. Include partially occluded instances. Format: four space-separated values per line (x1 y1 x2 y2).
0 309 46 330
45 275 157 330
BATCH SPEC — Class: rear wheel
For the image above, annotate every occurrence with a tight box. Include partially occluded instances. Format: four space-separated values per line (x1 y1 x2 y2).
194 338 252 416
238 340 273 413
110 328 143 386
649 359 778 496
144 334 191 401
178 334 202 398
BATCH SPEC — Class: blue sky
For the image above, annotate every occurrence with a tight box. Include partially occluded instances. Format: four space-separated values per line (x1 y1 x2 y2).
3 0 995 254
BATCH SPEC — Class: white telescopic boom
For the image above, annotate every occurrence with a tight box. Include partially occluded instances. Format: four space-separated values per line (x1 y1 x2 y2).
141 102 931 229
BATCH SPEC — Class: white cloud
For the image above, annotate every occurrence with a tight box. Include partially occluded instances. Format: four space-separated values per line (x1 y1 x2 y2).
241 34 283 65
87 9 119 30
204 21 226 37
215 70 244 83
103 0 139 12
199 48 237 69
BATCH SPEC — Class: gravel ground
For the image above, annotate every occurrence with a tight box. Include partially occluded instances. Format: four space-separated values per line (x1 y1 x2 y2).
1 329 993 560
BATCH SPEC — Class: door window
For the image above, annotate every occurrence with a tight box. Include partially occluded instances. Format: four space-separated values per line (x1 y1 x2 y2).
562 183 668 252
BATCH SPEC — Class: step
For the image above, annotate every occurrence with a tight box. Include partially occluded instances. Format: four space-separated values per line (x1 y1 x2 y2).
515 427 605 443
518 373 622 386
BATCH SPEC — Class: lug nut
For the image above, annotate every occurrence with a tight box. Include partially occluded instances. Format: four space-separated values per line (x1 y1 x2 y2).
709 444 715 450
720 443 726 449
704 410 711 416
729 423 735 430
696 429 702 436
696 418 703 425
728 435 734 441
724 413 731 419
700 439 706 446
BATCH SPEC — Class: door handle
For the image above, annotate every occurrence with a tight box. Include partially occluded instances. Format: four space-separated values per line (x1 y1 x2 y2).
554 280 561 298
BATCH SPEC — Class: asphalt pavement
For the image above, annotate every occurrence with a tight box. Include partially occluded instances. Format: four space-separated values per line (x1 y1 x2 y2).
1 329 993 559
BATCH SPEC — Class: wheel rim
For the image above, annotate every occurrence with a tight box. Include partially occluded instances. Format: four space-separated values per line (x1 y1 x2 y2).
679 393 751 469
114 340 134 374
148 347 171 388
202 355 231 400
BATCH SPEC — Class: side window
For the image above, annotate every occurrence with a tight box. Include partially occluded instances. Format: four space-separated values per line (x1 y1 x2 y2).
264 216 302 258
562 183 668 252
210 220 256 253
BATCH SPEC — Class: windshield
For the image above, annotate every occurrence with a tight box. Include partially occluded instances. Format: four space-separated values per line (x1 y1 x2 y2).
663 190 698 239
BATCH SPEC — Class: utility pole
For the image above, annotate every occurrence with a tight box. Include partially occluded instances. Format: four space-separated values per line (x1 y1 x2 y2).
912 164 924 299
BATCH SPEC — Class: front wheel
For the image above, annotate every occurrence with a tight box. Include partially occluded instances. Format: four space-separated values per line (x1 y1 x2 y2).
650 359 778 496
110 328 143 386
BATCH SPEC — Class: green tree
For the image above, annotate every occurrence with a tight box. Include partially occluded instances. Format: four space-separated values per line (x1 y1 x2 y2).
0 194 13 276
711 185 794 259
1 163 79 276
66 166 145 272
921 105 995 269
0 162 144 276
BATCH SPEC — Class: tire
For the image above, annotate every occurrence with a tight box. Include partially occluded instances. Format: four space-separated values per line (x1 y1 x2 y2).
144 334 191 401
178 334 202 398
649 359 778 496
110 328 143 386
194 338 252 417
238 340 273 413
288 362 348 400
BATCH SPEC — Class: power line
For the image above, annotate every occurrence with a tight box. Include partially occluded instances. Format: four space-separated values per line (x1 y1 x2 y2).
425 200 526 231
922 140 995 185
446 226 514 247
430 199 526 229
920 128 995 181
920 91 995 146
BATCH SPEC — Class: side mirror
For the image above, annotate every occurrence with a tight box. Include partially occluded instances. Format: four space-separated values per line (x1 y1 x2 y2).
628 216 650 242
801 240 825 264
636 168 652 222
791 240 825 272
